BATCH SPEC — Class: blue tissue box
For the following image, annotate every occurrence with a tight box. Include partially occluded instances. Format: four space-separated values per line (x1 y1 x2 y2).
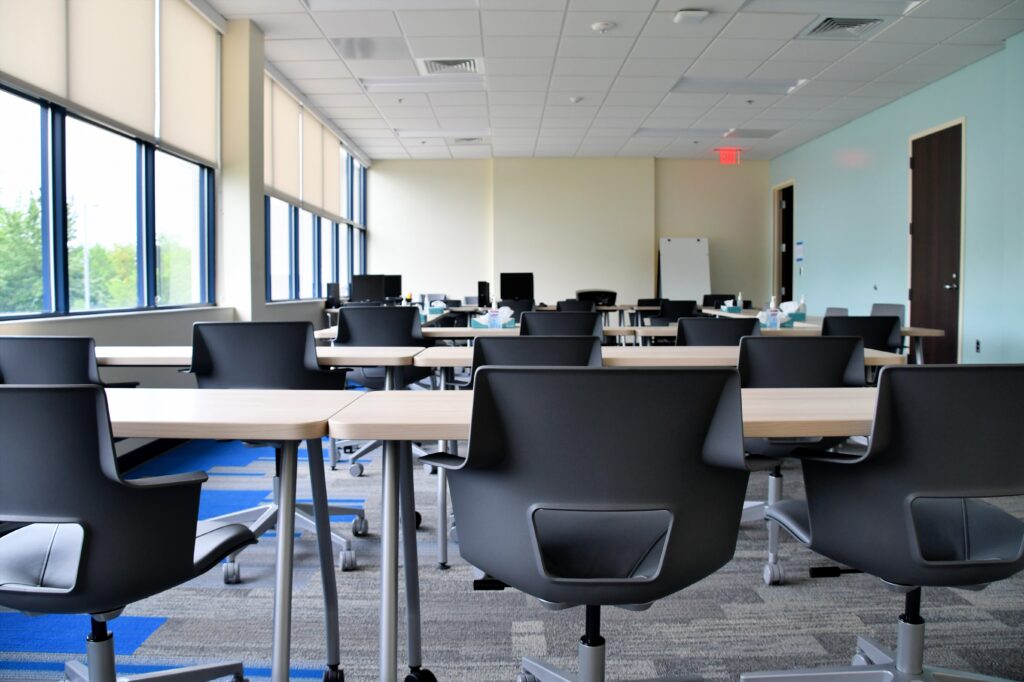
788 312 806 322
470 318 516 329
760 320 795 329
722 306 742 313
428 307 445 315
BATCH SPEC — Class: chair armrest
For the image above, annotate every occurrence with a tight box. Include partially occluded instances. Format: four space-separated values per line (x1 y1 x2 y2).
102 380 140 389
418 452 467 470
125 471 209 489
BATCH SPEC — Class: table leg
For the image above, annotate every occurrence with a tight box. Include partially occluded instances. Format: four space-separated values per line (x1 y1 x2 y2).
305 437 343 679
437 367 451 569
380 440 399 682
914 336 924 365
618 309 625 326
270 441 299 682
398 441 426 675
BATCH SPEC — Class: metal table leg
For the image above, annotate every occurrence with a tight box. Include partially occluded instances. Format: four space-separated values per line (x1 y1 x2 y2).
305 437 344 680
270 441 299 682
436 367 451 569
914 336 925 365
380 439 399 682
399 441 428 678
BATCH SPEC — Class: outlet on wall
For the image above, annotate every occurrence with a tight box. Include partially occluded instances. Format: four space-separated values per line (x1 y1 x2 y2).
976 339 981 353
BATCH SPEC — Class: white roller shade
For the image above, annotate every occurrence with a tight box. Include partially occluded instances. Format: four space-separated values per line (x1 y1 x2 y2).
0 0 67 98
270 81 300 201
302 109 323 209
322 131 342 219
159 0 218 164
264 73 273 187
69 0 156 137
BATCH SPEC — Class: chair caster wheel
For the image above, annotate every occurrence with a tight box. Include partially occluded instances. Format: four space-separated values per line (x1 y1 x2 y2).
223 562 241 584
404 668 437 682
339 550 357 571
852 652 870 666
415 511 422 529
450 527 458 543
516 673 538 682
762 562 785 585
323 667 344 681
424 463 436 474
351 517 369 537
349 462 364 477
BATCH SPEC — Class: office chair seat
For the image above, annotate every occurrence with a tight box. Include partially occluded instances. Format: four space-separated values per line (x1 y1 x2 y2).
0 523 84 593
193 520 259 575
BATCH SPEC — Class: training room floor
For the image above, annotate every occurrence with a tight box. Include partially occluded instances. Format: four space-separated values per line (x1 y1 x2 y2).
1 439 1022 681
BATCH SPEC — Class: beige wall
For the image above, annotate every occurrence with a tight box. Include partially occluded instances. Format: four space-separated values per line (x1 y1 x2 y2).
367 159 493 300
492 158 655 305
656 159 772 306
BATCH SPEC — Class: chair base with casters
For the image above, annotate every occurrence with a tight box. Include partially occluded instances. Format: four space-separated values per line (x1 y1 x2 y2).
65 612 246 682
210 440 367 581
741 588 1019 682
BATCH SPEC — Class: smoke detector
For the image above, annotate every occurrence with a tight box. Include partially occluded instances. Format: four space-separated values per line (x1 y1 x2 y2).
591 21 616 34
674 9 710 24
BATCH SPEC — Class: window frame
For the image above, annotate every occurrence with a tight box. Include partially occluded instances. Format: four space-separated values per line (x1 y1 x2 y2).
0 82 216 321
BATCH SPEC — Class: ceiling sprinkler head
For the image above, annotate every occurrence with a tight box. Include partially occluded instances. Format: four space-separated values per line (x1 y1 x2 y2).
591 20 616 34
569 96 584 104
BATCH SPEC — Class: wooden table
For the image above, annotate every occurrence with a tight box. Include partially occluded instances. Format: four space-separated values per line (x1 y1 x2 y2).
327 385 876 681
413 345 905 368
96 345 423 367
106 388 366 682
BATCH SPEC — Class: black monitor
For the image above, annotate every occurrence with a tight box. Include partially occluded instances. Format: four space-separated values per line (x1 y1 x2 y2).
384 274 402 299
325 282 341 307
477 281 490 307
500 272 534 301
350 274 386 302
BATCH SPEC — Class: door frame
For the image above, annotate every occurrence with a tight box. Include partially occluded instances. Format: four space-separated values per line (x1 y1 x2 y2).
907 117 966 362
771 179 795 302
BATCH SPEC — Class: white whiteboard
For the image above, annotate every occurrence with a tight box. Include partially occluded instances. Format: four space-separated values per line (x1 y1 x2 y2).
659 237 711 301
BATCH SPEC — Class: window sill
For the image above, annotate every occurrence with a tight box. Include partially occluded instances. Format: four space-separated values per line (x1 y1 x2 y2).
0 304 228 326
265 299 325 307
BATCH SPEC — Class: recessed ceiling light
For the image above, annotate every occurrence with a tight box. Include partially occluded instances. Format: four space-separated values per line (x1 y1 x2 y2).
361 75 484 94
674 9 710 24
591 21 616 34
673 76 807 95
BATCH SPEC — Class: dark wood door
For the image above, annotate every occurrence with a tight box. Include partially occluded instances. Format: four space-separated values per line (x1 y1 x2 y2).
911 124 961 363
779 185 794 300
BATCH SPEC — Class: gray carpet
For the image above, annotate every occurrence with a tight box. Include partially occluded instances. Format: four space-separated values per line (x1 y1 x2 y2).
2 443 1022 681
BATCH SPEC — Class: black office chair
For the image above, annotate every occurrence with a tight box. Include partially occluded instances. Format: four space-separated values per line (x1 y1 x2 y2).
556 298 596 312
702 293 735 309
822 315 902 354
738 335 866 586
647 300 699 326
743 365 1024 682
0 335 138 388
425 367 749 682
677 317 760 346
824 306 848 317
635 297 667 326
498 298 535 323
0 385 254 682
520 311 602 337
333 306 433 476
189 321 365 578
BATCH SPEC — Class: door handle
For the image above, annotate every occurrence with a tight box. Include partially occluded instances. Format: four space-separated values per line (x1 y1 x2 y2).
943 283 958 290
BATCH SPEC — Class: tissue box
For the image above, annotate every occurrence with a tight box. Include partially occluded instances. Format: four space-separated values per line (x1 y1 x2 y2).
760 320 795 329
788 312 806 322
721 306 742 313
470 318 516 328
428 307 445 315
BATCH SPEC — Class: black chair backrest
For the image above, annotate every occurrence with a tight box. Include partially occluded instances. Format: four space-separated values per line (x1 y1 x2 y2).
824 307 848 317
334 305 426 346
520 311 602 337
450 367 749 606
651 300 698 325
470 336 602 377
677 317 760 346
0 336 102 385
0 385 203 614
738 336 865 388
497 299 535 323
870 303 906 325
702 294 735 309
637 297 667 322
556 299 596 312
191 322 345 390
822 315 902 354
801 365 1024 588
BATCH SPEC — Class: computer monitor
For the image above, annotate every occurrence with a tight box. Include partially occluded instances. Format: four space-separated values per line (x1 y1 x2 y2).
325 282 341 307
384 274 402 299
500 272 534 301
477 281 490 307
350 274 386 302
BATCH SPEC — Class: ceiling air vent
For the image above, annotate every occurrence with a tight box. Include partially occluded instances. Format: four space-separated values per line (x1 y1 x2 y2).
418 58 479 75
803 16 885 38
450 137 485 145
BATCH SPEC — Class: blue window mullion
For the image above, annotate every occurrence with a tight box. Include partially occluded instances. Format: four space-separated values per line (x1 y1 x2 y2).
139 145 156 307
346 224 354 287
332 222 339 285
264 195 272 302
39 104 53 313
50 107 69 314
312 214 321 298
289 204 298 300
200 168 214 303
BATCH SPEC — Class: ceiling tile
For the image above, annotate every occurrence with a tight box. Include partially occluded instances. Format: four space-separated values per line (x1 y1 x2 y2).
378 105 435 118
335 118 390 128
250 13 322 39
314 11 404 37
480 0 567 9
603 91 665 105
490 117 542 128
748 60 826 80
544 104 600 117
486 57 556 75
630 37 712 58
791 79 862 95
618 58 691 76
759 106 812 120
327 106 379 117
816 60 894 81
333 37 411 59
389 117 441 127
872 17 976 43
484 36 560 57
611 75 678 91
489 91 549 105
433 116 490 128
429 91 488 106
265 39 339 61
828 95 893 111
406 36 484 58
596 104 657 117
481 10 564 35
659 92 724 107
210 0 307 15
553 57 625 75
848 80 922 97
991 1 1024 19
771 94 835 109
702 38 786 61
912 43 1003 64
310 92 373 107
842 42 931 63
550 74 617 91
344 128 397 138
486 75 552 90
807 108 860 122
641 10 734 38
276 60 353 80
944 18 1024 44
770 39 859 62
491 105 545 117
433 105 490 118
450 144 493 158
345 58 418 77
572 0 657 8
719 12 817 39
370 92 430 106
684 59 762 78
558 36 636 57
908 0 1013 19
540 117 593 129
717 93 780 107
292 77 363 94
397 10 480 36
875 61 961 82
562 11 650 37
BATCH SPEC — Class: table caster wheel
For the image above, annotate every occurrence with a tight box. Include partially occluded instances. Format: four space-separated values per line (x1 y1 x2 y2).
763 562 785 586
404 668 436 682
223 562 241 584
351 517 369 537
516 673 538 682
339 549 357 571
349 462 364 477
852 652 870 666
322 666 344 681
423 463 436 475
415 511 422 529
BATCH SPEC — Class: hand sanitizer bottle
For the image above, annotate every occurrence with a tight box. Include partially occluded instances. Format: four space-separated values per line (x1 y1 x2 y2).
736 291 743 310
797 294 806 314
768 295 780 329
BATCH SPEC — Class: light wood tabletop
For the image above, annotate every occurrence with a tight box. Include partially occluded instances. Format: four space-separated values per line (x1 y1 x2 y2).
635 324 822 338
105 388 365 443
328 387 877 442
95 345 423 367
413 344 904 368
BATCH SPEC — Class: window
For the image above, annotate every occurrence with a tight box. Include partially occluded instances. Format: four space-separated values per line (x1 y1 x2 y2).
320 219 334 298
298 209 316 299
267 197 292 301
352 159 365 225
0 89 47 316
154 151 211 306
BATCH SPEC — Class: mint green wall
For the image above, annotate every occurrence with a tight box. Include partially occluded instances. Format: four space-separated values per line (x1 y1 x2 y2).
771 32 1024 362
